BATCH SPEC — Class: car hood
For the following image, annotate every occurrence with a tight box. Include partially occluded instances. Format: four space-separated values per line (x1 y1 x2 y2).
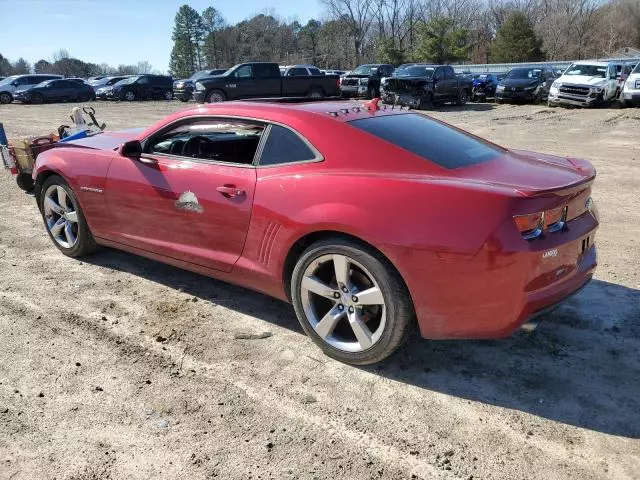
453 149 595 196
14 88 34 94
63 128 146 150
558 75 607 86
500 78 539 87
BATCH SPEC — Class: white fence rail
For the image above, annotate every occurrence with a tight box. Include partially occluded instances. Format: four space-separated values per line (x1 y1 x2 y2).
453 58 640 74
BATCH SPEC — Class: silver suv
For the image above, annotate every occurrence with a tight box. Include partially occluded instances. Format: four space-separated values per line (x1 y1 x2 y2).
0 74 63 104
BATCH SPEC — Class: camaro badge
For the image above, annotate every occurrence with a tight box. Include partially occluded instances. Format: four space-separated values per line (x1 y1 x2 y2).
543 249 558 259
175 191 203 213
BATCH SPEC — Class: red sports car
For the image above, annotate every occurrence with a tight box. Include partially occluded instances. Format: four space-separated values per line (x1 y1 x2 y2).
32 99 598 364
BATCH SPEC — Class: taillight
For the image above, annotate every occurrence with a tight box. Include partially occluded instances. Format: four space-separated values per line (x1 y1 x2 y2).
514 212 544 240
514 205 568 240
545 206 567 232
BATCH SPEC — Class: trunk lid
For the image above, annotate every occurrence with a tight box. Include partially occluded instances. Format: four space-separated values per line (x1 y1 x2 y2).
454 149 595 197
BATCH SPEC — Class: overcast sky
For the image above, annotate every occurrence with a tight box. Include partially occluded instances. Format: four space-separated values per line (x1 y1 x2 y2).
0 0 323 72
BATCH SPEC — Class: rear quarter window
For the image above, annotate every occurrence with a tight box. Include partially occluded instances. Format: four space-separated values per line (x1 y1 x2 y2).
258 125 317 166
349 113 503 169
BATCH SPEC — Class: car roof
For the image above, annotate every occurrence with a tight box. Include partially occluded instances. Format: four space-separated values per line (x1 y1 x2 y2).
171 100 411 125
571 61 612 66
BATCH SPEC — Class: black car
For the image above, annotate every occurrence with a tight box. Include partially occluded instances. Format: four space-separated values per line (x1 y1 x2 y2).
93 76 132 99
13 79 95 104
495 66 557 103
107 74 174 101
174 69 227 102
340 64 395 98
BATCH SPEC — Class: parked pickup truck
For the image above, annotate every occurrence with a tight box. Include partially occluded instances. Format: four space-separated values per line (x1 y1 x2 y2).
339 64 395 98
548 60 624 107
193 62 340 103
380 64 472 109
620 62 640 107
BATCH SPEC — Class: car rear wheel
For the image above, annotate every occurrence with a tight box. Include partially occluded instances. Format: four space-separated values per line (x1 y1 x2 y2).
419 93 434 110
124 90 136 101
164 91 173 100
31 93 44 104
40 175 97 258
307 88 325 99
207 89 226 103
0 92 12 104
291 238 414 365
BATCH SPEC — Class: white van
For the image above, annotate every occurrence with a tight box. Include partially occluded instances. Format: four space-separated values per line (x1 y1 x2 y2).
548 61 622 107
620 62 640 107
0 74 63 104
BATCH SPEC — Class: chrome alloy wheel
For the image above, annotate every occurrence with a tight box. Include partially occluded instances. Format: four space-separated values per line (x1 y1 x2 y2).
43 185 79 249
300 254 386 353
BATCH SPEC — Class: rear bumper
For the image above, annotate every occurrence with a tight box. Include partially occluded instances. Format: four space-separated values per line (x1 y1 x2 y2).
387 210 599 340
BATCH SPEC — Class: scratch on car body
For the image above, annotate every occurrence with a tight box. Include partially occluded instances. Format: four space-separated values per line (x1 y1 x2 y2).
175 191 203 213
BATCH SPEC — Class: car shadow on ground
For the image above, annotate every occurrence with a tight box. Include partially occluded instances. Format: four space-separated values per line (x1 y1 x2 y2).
436 102 497 112
86 250 639 438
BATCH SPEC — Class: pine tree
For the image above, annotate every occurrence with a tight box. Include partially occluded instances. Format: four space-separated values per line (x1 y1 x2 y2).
202 7 226 68
491 12 544 63
415 17 470 64
169 5 205 78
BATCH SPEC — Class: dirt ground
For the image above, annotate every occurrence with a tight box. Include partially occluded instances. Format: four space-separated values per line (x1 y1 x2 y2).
0 100 639 480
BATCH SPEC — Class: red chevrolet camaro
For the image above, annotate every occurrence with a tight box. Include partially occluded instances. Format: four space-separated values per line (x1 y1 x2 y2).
32 99 598 364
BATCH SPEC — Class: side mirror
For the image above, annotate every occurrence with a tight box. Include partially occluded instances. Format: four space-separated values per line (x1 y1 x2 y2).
120 140 142 158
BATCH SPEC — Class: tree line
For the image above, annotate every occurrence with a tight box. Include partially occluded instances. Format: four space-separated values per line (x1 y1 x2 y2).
169 0 639 77
0 49 157 79
2 0 637 81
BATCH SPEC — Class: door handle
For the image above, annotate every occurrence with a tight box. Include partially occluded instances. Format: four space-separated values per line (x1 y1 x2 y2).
216 185 245 197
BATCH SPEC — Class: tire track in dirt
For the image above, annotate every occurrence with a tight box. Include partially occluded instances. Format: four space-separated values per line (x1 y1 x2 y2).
0 291 448 480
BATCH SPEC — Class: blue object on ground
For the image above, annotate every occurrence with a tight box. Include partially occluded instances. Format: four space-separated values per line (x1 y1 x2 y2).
58 130 89 142
0 123 7 146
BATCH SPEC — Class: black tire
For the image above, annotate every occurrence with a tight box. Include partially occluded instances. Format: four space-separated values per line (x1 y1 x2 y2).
0 92 12 104
123 90 136 101
39 175 97 258
456 88 468 106
164 90 173 101
206 89 226 103
306 88 325 99
291 238 415 365
179 97 189 102
16 172 34 192
31 93 44 104
366 86 375 100
418 93 434 110
495 99 503 104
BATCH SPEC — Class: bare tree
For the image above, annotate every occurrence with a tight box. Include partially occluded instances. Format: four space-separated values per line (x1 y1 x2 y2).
322 0 377 63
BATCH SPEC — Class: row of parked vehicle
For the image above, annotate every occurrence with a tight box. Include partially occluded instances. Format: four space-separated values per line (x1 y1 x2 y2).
342 60 639 109
0 73 175 104
1 59 638 108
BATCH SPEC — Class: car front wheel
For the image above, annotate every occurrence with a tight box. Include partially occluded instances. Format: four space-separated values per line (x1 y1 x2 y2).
124 90 136 101
0 92 12 104
39 175 97 258
291 238 414 365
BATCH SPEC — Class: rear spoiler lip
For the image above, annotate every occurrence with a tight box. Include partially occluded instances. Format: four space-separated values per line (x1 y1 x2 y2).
514 175 595 197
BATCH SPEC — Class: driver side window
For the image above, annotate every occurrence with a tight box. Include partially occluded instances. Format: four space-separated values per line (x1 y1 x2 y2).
147 118 266 165
235 66 253 78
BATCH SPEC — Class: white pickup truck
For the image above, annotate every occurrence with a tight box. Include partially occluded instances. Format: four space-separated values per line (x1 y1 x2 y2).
548 61 623 107
620 62 640 107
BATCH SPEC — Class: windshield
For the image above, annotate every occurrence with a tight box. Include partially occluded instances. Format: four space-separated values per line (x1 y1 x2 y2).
506 68 541 80
0 75 19 86
632 63 640 74
352 65 377 75
106 77 127 86
564 64 606 78
190 71 213 81
114 76 140 86
396 66 434 77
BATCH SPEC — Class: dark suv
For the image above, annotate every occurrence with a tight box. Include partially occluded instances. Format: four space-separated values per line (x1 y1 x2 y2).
340 64 395 98
107 74 174 101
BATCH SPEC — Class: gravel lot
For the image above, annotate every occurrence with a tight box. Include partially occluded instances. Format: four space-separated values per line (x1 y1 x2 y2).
0 100 639 480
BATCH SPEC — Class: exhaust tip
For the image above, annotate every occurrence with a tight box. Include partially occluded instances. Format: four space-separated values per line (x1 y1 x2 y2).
520 321 539 333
